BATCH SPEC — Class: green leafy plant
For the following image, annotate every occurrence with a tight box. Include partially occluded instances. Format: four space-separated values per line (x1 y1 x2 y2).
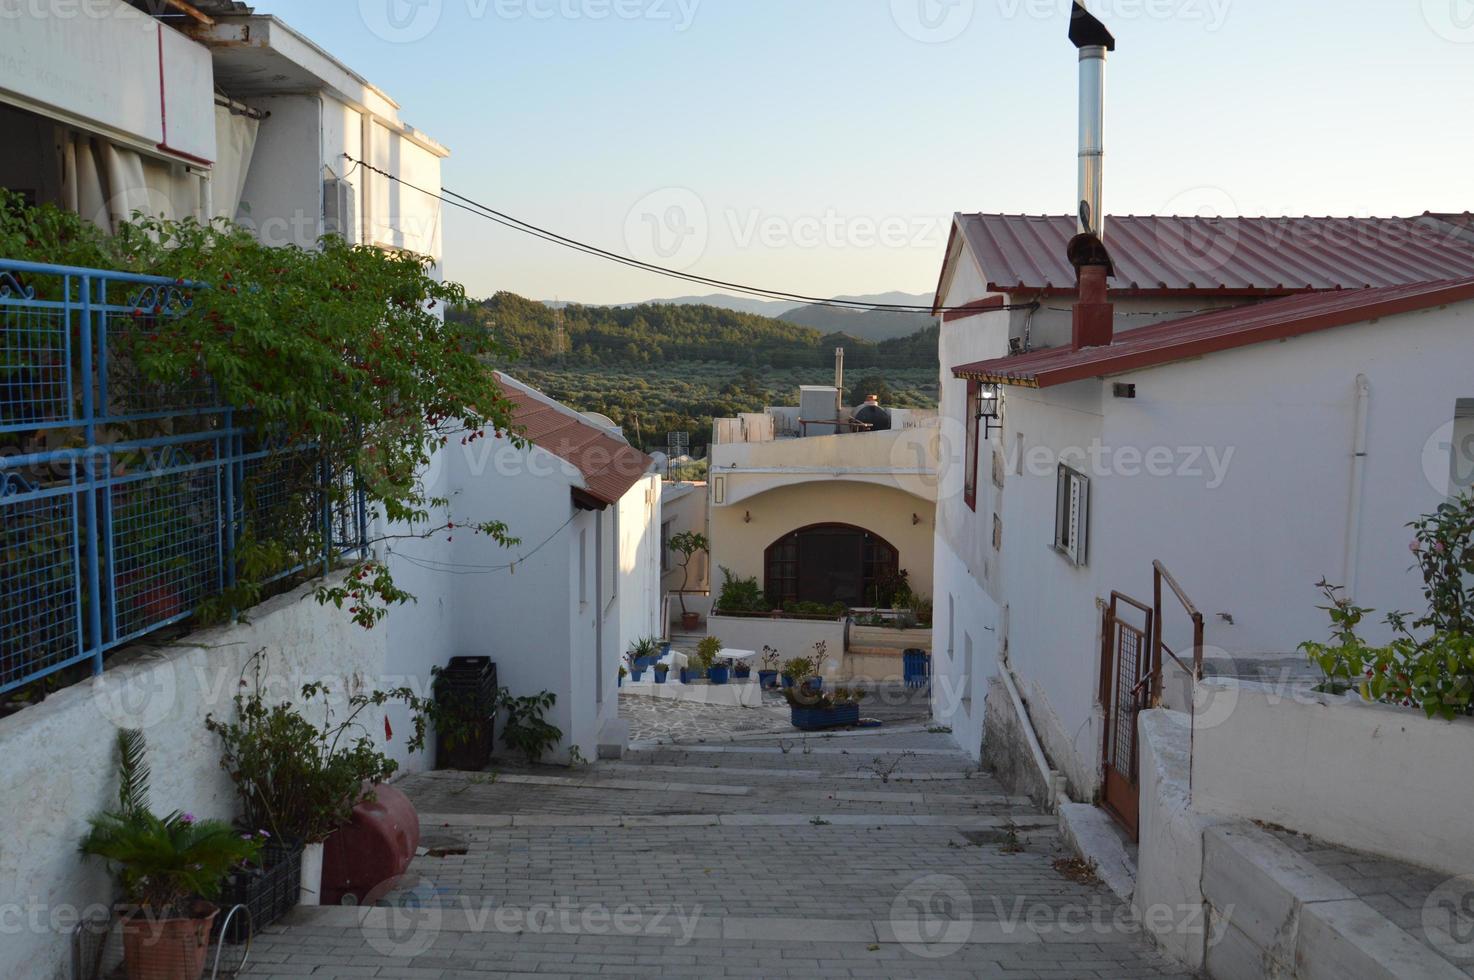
695 635 724 672
205 654 407 843
781 684 866 710
1300 494 1474 719
668 531 709 618
0 193 523 631
499 689 562 763
630 636 661 661
780 600 848 619
81 730 261 914
780 656 815 682
715 566 769 614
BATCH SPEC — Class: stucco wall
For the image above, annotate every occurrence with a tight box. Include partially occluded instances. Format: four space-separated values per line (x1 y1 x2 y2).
660 483 710 596
945 298 1474 799
710 480 936 604
703 615 848 677
0 585 389 980
1191 681 1474 876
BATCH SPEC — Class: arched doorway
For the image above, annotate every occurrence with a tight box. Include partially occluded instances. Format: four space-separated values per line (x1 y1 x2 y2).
764 524 900 608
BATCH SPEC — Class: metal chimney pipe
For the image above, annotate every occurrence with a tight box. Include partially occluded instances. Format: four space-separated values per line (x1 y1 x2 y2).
1069 3 1115 240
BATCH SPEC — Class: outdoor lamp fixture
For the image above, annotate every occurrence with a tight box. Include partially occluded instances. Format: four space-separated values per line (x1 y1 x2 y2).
976 383 1004 438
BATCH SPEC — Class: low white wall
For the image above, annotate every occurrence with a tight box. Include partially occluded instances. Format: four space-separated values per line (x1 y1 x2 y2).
1192 680 1474 875
0 585 392 980
703 615 847 677
1134 709 1226 973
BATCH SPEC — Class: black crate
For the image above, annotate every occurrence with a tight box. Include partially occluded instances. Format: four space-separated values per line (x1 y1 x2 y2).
435 657 497 711
213 839 303 944
434 658 496 770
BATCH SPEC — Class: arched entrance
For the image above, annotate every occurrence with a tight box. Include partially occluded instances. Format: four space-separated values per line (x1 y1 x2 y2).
764 524 900 608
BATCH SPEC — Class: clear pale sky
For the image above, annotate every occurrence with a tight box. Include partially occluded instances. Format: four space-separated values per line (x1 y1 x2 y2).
265 0 1473 304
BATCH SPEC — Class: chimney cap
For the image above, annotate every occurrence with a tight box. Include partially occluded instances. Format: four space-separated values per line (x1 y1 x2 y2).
1069 1 1116 51
1067 232 1115 275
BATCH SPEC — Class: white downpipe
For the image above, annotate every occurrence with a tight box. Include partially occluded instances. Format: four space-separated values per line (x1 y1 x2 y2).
997 654 1062 811
299 842 324 907
1343 375 1370 596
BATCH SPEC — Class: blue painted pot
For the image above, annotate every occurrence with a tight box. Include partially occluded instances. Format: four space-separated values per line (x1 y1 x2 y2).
654 670 669 685
707 666 730 686
758 670 778 689
633 656 660 670
631 669 645 683
790 703 860 732
734 667 752 681
781 675 795 689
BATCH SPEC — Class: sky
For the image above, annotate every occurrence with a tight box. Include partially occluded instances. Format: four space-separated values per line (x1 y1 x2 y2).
263 0 1474 305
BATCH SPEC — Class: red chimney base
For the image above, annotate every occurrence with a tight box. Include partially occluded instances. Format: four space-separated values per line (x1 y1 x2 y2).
1071 262 1114 349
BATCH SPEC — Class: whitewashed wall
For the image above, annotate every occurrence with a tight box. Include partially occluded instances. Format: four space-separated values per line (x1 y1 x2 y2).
985 299 1474 797
0 585 389 980
1191 682 1474 876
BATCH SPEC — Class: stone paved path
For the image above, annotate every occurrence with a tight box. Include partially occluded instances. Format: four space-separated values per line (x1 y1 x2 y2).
243 707 1196 978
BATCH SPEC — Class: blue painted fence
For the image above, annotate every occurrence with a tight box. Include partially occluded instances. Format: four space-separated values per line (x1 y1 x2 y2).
0 258 365 695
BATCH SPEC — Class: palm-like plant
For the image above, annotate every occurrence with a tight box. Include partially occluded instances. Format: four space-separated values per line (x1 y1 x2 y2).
81 730 261 915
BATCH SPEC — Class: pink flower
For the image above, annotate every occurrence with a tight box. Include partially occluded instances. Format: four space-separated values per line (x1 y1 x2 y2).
1433 540 1447 553
1409 539 1422 553
181 813 195 825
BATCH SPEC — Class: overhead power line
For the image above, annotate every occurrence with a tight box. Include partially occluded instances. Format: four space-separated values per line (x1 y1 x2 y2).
342 155 1040 316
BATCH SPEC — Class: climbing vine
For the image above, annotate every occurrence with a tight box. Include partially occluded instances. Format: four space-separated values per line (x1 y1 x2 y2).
0 192 521 627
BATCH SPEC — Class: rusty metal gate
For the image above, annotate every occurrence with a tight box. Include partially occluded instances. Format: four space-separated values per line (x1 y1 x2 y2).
1099 592 1154 839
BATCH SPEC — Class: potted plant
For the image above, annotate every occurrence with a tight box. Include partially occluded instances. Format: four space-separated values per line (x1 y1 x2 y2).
653 662 671 685
780 656 814 691
618 665 628 688
734 660 752 681
669 531 709 630
631 636 662 671
205 655 402 908
696 636 727 685
81 730 261 980
759 647 782 689
784 685 868 732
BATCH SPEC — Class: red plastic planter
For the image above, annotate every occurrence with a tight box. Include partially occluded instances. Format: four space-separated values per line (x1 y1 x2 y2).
321 784 420 906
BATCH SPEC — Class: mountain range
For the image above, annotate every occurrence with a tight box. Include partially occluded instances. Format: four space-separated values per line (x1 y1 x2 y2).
544 291 935 342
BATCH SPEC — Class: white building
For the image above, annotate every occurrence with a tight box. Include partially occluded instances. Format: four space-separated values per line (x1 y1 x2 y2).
0 0 446 263
386 374 662 765
930 210 1474 795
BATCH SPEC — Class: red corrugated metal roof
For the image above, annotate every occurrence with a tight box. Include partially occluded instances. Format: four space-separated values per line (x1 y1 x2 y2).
948 213 1474 298
952 277 1474 388
495 375 653 507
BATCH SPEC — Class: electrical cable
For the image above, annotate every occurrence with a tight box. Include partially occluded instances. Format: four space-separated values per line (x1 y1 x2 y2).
386 509 581 576
342 154 1040 316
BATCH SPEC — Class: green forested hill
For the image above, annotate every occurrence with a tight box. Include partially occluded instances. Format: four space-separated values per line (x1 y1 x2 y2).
450 293 940 453
450 293 937 370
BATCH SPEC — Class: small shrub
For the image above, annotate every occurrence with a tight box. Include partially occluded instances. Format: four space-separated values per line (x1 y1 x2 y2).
715 566 769 614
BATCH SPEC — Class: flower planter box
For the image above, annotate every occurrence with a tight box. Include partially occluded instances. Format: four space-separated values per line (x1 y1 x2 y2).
213 838 304 944
790 703 860 731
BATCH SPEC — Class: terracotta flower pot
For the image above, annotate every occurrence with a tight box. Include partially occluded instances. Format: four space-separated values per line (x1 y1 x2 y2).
681 612 700 630
121 904 218 980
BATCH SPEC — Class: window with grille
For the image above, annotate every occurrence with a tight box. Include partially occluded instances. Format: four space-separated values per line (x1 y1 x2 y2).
964 382 980 511
1054 464 1089 566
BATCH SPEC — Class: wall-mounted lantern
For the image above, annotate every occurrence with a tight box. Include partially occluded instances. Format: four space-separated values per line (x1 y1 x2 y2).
976 383 1004 438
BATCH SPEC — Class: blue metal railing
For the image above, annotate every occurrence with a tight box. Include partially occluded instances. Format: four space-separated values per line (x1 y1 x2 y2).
0 259 364 695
